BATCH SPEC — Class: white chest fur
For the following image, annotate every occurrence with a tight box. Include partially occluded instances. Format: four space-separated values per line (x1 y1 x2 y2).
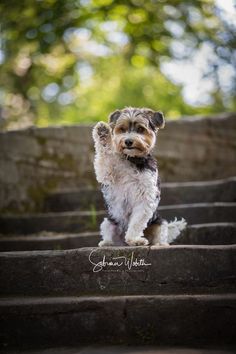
100 156 160 228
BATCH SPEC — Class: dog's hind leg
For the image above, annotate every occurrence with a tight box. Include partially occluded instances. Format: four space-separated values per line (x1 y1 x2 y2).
144 223 166 246
146 221 169 246
98 217 122 247
145 219 187 246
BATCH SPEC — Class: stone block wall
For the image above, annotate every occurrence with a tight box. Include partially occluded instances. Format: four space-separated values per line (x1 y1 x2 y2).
156 112 236 182
0 113 235 213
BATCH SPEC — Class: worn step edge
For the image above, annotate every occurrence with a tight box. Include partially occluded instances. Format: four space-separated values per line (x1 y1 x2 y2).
1 294 236 349
175 223 236 245
0 203 236 235
1 245 236 297
47 176 236 193
44 176 236 197
0 230 99 241
2 202 236 217
162 176 236 187
43 177 236 211
160 202 236 209
0 231 100 252
1 293 236 310
1 223 236 252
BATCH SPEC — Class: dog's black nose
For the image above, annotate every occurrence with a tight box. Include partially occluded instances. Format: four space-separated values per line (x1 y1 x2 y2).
125 139 133 147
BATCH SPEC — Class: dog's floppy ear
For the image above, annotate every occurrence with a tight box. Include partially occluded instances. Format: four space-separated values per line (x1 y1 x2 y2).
109 110 121 126
150 111 165 130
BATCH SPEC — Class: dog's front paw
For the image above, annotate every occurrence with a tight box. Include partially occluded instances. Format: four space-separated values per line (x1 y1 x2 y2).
93 122 111 146
150 242 169 247
125 237 149 246
98 240 115 247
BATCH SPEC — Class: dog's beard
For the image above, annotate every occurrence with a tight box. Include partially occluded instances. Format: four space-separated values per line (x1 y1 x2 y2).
112 135 153 157
122 147 146 157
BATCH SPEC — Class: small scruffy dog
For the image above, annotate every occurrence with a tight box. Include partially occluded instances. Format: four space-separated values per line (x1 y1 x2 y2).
92 107 186 247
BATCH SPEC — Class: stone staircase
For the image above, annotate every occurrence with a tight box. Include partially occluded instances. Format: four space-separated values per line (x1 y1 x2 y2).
0 177 236 351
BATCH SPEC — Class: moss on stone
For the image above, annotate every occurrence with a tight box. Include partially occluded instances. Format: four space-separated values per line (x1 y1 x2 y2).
27 185 45 212
36 136 47 146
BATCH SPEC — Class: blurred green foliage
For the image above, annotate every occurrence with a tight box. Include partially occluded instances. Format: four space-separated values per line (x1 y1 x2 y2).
0 0 235 129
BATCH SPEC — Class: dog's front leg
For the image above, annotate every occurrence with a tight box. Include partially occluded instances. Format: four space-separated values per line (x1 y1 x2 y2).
92 122 115 184
93 121 112 150
125 205 153 246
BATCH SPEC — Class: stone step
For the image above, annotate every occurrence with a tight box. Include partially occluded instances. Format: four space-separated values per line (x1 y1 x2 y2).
0 231 99 252
0 203 235 235
0 210 104 235
43 177 236 212
1 223 236 252
1 245 235 297
175 223 236 245
160 203 236 225
1 294 236 349
2 347 235 354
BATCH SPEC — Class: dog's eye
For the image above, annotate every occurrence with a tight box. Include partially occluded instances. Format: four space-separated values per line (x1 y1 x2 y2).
137 126 145 134
119 127 126 133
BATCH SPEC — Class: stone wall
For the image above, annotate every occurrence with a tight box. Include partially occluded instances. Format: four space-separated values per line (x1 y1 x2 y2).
156 112 236 182
0 112 236 213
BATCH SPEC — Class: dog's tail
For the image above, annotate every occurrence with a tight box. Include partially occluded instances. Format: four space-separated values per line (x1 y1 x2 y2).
167 217 187 243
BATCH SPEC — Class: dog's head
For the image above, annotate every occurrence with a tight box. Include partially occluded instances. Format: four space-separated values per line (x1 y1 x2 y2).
109 107 165 157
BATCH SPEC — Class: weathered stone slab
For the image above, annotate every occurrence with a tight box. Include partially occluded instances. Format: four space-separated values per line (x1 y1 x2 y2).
0 231 100 251
43 188 104 212
0 210 105 234
43 177 236 212
159 202 236 224
174 223 236 245
161 177 236 205
0 294 236 349
0 125 96 214
0 224 235 252
0 203 235 235
156 113 236 183
0 246 235 296
1 346 234 354
0 113 236 213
